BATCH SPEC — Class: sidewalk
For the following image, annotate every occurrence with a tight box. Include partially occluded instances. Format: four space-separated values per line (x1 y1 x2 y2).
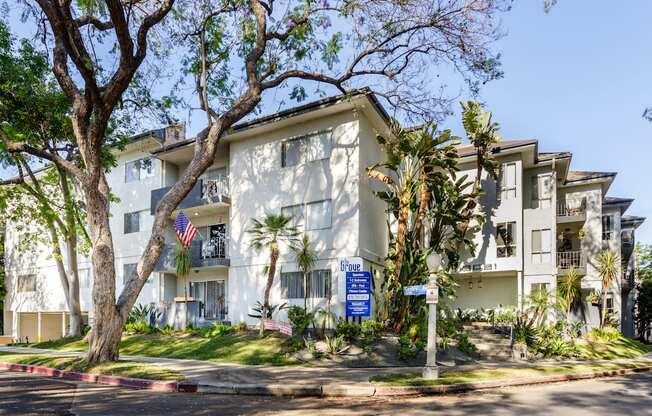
2 345 651 391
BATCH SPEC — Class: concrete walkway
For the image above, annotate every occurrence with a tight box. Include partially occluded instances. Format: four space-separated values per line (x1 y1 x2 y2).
2 345 651 387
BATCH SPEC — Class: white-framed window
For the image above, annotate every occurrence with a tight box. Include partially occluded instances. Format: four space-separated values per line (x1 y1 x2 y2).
281 131 332 167
124 211 141 234
530 282 550 296
602 215 614 241
80 269 91 289
17 274 36 292
531 173 552 209
497 162 517 202
125 158 155 183
496 221 517 258
280 270 332 299
531 229 552 264
281 199 332 231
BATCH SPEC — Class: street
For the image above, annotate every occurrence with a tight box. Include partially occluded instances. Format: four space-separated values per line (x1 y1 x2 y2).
2 370 652 415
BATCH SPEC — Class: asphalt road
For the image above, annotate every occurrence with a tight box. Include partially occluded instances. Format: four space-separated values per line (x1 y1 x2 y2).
2 370 652 415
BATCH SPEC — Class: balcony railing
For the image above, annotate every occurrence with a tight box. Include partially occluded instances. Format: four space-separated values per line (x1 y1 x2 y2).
155 239 230 272
150 178 230 215
557 199 586 218
557 251 585 270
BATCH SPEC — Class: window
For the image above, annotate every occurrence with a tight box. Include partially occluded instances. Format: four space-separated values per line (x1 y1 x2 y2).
125 158 155 182
281 270 332 299
281 131 332 167
531 282 550 296
531 229 552 264
496 222 517 257
306 200 332 230
17 274 36 292
497 163 517 201
606 295 614 315
281 200 332 230
123 263 137 284
80 269 91 289
124 211 141 234
602 215 614 241
281 204 305 228
531 174 552 209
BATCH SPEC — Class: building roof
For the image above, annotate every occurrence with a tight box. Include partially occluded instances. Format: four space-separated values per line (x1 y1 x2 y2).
456 139 537 158
621 215 646 229
538 151 572 162
603 196 634 205
565 170 617 183
152 88 389 155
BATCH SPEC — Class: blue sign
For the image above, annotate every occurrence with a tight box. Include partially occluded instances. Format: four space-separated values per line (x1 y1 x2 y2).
346 271 371 317
403 285 427 296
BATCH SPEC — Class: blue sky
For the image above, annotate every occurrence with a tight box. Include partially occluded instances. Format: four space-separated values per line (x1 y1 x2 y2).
441 1 652 244
3 1 651 243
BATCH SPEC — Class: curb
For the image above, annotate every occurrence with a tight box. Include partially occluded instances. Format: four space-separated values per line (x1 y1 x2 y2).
0 362 198 393
196 365 652 397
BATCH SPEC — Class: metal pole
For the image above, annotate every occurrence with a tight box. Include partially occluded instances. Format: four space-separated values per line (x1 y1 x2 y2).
422 273 438 379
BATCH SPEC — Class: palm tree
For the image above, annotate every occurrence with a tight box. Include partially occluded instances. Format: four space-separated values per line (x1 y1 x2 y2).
248 214 298 336
597 249 620 328
173 242 192 329
557 265 582 321
292 234 318 310
526 286 552 327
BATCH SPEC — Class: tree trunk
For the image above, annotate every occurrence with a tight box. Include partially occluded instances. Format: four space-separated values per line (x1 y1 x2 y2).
65 236 83 337
304 272 308 310
601 291 607 328
85 184 121 363
59 168 82 337
261 246 279 337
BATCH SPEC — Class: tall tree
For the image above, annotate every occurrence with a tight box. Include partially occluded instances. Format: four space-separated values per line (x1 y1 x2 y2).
248 214 298 336
0 22 89 336
4 0 508 362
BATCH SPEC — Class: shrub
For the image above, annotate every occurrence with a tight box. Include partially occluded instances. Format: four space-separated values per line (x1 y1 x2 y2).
335 319 359 342
325 335 349 356
234 321 248 332
159 324 174 335
360 319 383 343
127 304 153 325
513 315 536 346
304 336 317 355
397 335 425 361
209 323 235 337
457 332 478 355
532 324 578 359
589 327 621 343
124 320 157 335
287 306 315 337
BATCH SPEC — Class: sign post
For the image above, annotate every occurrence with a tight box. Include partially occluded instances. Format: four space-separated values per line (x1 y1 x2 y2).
422 252 442 380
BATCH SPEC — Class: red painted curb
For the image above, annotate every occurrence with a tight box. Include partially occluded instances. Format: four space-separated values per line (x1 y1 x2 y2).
0 361 194 393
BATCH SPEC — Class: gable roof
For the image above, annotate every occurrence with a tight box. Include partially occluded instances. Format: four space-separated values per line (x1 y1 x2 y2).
456 139 537 158
565 170 617 183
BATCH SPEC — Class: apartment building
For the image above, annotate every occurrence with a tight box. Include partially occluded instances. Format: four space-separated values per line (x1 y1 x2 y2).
450 140 645 333
2 90 391 341
1 90 646 342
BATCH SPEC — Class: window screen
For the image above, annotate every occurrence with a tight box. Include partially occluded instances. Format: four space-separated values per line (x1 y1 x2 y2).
281 132 332 167
496 222 517 257
17 275 36 292
532 229 551 264
124 211 141 234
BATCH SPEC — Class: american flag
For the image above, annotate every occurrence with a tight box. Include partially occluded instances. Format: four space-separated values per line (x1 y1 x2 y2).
175 211 197 246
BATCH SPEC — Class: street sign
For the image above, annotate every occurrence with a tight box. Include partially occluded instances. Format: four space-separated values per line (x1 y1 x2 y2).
426 283 438 304
337 257 363 303
345 271 371 317
403 285 427 296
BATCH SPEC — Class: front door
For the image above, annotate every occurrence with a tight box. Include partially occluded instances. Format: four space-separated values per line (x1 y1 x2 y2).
190 280 226 321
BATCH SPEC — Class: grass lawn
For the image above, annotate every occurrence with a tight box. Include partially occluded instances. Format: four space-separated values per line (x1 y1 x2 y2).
0 352 184 381
21 332 296 366
576 336 651 360
370 360 652 386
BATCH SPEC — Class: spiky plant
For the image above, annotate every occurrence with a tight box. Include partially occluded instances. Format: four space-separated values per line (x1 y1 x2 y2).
597 250 620 328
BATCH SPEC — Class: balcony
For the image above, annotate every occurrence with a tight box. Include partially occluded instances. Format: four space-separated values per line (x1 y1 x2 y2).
155 239 230 272
556 199 586 223
150 178 230 216
557 251 586 275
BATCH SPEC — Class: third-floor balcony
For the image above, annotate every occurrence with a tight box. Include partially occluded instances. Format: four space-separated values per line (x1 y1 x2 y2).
150 178 230 216
556 199 586 223
557 251 586 276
